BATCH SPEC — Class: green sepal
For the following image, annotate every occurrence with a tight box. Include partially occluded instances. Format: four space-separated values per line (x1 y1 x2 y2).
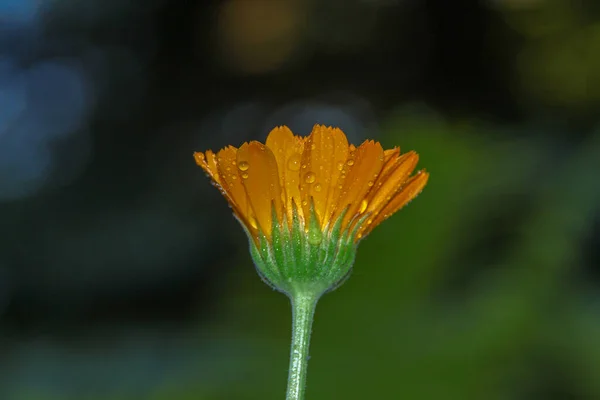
244 203 360 298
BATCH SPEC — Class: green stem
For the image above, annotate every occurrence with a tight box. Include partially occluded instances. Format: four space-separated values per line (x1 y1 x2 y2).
286 290 319 400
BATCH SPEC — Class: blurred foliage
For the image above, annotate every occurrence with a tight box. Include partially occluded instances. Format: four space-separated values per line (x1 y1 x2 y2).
11 110 600 400
3 0 600 399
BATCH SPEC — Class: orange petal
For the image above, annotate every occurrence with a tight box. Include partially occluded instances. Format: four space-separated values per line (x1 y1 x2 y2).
237 141 283 237
265 126 305 225
366 151 419 214
300 125 349 228
334 140 384 229
194 150 221 184
383 147 400 163
215 146 253 228
361 170 429 237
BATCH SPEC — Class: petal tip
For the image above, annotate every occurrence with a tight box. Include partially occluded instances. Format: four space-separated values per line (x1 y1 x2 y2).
193 151 205 166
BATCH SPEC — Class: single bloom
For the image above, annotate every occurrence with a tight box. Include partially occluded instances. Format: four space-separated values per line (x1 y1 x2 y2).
194 125 429 296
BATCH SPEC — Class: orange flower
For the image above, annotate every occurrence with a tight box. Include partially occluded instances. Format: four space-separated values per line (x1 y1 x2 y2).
194 125 428 243
195 124 429 399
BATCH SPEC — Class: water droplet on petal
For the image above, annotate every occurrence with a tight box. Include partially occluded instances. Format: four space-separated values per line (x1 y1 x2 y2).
359 199 368 213
314 183 322 192
336 162 344 171
238 161 249 171
346 159 355 166
304 172 316 184
287 154 301 171
241 172 249 179
367 181 374 187
231 175 237 180
248 215 258 229
301 200 308 206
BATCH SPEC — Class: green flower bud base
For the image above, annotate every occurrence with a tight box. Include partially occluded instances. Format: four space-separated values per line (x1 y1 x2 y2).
242 205 363 400
248 206 360 297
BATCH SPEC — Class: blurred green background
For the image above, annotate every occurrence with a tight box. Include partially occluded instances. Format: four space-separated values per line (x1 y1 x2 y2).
1 0 600 399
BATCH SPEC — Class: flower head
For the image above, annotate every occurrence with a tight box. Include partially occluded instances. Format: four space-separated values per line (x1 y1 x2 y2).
194 125 428 295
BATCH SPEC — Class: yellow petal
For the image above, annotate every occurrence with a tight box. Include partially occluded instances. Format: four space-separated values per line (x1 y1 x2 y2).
237 141 283 237
300 125 349 228
361 170 429 237
265 126 305 225
334 140 384 229
365 151 419 215
194 150 221 184
215 146 253 230
383 147 399 163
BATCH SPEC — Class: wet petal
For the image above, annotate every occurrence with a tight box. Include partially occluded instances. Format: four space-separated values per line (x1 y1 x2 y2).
265 126 305 225
194 150 221 184
334 140 384 228
365 151 419 214
216 146 252 229
361 170 429 237
237 141 283 237
383 147 399 163
300 125 349 228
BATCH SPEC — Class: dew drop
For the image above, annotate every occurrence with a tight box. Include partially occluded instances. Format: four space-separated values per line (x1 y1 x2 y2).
304 172 316 184
311 143 316 150
231 175 237 180
302 200 308 206
314 183 322 192
367 180 374 187
241 172 249 179
347 159 355 166
359 199 368 213
238 161 250 171
336 162 344 171
287 154 301 171
248 215 258 229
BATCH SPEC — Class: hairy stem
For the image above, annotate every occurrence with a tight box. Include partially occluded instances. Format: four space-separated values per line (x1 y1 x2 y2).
286 290 319 400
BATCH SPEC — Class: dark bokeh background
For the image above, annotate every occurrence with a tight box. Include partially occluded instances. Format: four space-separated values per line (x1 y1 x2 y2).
2 0 600 399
